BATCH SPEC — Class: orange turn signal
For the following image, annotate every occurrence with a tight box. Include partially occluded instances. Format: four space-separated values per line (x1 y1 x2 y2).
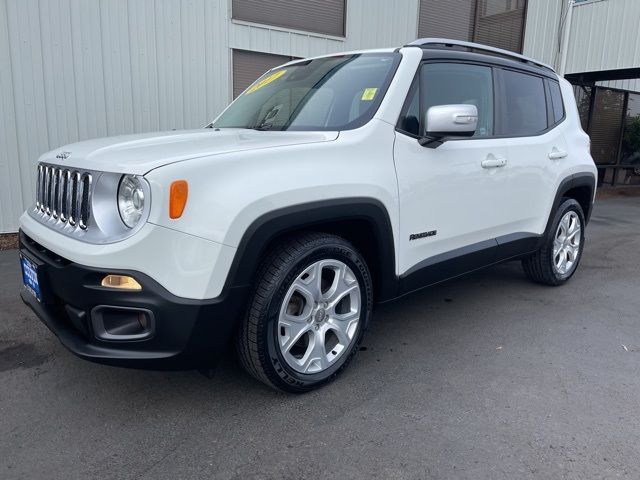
169 180 188 219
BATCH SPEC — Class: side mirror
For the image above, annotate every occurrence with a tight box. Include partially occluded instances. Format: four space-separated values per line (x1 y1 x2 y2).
419 104 478 148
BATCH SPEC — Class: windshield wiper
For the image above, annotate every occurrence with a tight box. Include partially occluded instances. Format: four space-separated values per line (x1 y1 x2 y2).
250 124 277 131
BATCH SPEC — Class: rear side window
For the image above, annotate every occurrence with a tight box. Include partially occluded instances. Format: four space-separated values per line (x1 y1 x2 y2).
498 69 547 136
548 80 565 124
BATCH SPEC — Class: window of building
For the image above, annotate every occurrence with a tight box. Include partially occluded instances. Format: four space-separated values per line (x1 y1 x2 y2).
232 50 297 99
573 85 640 185
418 0 477 42
548 80 565 125
620 92 640 167
569 84 640 186
497 69 547 136
232 0 346 37
589 88 625 165
417 0 527 53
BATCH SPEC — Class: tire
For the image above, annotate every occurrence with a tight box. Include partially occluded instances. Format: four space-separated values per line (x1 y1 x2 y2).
236 232 373 393
522 198 586 286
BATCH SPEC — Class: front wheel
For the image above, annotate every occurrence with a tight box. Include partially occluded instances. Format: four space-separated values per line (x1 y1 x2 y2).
522 198 586 286
236 232 373 392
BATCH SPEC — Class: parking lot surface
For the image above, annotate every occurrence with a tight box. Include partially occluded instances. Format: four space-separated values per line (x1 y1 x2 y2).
1 197 640 480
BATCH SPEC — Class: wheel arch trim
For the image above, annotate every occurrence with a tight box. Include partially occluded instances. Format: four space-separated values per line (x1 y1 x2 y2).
222 198 398 301
543 172 596 241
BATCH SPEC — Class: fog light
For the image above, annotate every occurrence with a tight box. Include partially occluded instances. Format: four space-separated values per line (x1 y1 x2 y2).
91 306 155 341
101 275 142 291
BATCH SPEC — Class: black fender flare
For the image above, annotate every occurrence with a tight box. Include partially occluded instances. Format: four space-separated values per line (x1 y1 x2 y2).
222 198 398 301
541 172 596 244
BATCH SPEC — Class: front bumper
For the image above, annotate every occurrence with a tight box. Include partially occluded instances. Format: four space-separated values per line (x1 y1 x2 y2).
19 231 248 370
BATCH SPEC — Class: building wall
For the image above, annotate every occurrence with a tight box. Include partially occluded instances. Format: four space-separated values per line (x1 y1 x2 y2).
597 79 640 93
566 0 640 75
521 0 564 68
0 0 419 233
523 0 640 75
0 0 230 233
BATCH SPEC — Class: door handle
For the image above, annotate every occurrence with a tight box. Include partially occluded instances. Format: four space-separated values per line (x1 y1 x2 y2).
481 156 507 168
548 150 568 160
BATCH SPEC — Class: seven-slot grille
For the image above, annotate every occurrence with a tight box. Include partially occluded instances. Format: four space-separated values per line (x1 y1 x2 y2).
36 164 92 229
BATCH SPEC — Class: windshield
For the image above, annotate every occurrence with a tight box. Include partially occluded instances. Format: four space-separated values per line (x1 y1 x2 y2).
212 52 401 131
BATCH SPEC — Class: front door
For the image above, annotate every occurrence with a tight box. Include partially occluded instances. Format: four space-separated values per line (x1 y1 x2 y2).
393 62 507 288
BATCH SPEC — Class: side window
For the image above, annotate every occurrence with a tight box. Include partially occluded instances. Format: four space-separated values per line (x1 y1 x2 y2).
421 63 494 138
498 69 548 136
397 63 494 138
548 80 565 125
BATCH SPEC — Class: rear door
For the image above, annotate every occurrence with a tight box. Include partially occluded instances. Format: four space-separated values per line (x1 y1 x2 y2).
492 68 568 258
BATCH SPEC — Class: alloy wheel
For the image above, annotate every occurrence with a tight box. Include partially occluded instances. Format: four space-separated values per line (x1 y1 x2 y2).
552 211 581 276
277 259 361 374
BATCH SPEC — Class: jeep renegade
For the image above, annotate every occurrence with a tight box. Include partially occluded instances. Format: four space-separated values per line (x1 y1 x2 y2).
19 39 597 392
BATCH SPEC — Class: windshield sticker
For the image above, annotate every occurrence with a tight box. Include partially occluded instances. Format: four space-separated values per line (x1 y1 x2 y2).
246 70 287 95
361 88 378 101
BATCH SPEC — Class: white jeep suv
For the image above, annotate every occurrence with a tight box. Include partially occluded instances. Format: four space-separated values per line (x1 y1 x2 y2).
19 39 597 392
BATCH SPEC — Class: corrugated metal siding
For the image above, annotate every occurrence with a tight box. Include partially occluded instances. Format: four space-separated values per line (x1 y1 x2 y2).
522 0 564 68
229 0 419 58
0 0 22 232
566 0 640 74
0 0 230 233
524 0 640 74
597 79 640 93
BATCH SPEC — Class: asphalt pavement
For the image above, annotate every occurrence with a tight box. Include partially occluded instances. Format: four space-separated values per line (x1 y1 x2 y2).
1 197 639 479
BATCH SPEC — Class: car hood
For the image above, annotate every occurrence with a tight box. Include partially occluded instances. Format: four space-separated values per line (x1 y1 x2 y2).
38 129 339 175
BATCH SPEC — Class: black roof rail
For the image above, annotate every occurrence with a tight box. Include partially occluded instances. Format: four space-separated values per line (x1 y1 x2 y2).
405 38 555 73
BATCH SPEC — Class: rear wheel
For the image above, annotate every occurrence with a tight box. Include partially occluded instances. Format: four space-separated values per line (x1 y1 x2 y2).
522 198 585 286
236 232 372 392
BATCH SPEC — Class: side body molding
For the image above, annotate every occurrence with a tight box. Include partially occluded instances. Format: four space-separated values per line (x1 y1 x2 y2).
223 198 398 302
220 173 595 305
396 172 597 299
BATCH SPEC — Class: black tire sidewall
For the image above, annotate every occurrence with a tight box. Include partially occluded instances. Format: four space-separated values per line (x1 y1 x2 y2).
263 241 372 391
545 198 586 283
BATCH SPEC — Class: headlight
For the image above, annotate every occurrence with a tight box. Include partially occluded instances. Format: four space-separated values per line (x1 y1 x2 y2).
117 175 145 228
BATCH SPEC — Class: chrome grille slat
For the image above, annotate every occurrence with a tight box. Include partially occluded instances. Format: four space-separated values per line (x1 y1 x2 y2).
35 163 92 230
52 168 60 219
44 166 51 215
36 165 42 209
76 172 83 228
39 165 46 212
56 168 64 219
60 169 70 222
77 173 86 229
69 171 79 226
